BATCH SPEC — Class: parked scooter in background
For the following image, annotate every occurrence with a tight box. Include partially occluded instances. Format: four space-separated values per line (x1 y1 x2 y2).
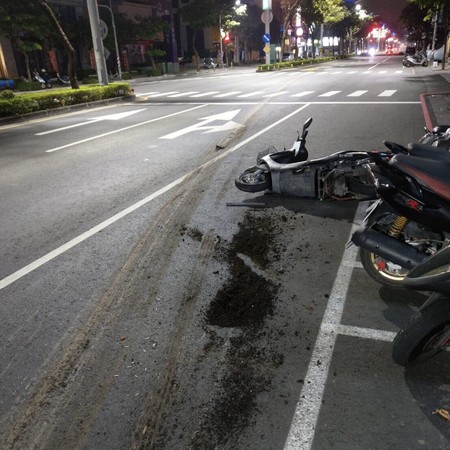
202 58 216 70
402 51 428 67
32 69 52 88
391 245 450 366
56 72 70 85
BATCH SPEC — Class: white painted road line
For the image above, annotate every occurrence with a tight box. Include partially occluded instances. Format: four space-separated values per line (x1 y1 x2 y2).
284 202 367 450
150 91 179 97
214 91 242 98
0 104 311 291
319 91 341 97
347 90 368 97
189 91 220 97
291 91 315 98
45 104 207 153
168 91 199 97
379 90 397 97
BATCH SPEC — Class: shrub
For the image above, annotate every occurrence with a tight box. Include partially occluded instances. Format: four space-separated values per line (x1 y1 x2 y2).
0 89 15 99
0 82 133 118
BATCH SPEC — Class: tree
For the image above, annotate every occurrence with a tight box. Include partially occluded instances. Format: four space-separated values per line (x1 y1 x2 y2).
280 0 346 58
0 0 80 88
0 0 50 81
132 15 169 71
35 0 79 88
180 0 238 69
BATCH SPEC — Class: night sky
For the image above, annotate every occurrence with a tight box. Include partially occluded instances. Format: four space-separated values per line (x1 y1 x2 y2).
359 0 409 33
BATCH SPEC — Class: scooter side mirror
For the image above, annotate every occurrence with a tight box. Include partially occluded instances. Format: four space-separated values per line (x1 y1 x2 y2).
303 117 313 131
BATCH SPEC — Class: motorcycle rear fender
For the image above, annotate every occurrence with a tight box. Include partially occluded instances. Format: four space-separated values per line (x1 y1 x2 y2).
260 154 316 196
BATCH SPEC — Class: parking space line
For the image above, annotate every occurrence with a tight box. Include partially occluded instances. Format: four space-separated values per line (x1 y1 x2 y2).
284 202 368 450
332 324 396 342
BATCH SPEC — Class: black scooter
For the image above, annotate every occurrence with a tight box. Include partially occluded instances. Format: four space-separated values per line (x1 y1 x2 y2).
351 131 450 288
391 244 450 366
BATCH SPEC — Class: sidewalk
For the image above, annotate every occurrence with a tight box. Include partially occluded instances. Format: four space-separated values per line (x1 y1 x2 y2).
425 62 450 127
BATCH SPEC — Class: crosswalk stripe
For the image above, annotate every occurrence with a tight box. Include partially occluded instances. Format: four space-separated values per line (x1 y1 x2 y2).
291 91 315 97
347 90 368 97
151 91 179 97
319 91 341 97
214 91 242 97
189 91 220 97
378 90 397 97
168 91 199 97
238 91 265 98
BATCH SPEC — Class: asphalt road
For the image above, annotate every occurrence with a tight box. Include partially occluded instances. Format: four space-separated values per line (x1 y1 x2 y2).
1 55 450 450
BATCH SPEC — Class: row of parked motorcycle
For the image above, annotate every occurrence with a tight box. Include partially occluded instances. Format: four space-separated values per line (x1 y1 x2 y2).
235 117 450 367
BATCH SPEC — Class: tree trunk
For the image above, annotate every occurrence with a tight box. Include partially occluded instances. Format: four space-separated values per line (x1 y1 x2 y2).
37 0 79 89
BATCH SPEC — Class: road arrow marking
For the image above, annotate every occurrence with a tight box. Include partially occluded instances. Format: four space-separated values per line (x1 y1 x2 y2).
159 109 243 140
35 109 146 135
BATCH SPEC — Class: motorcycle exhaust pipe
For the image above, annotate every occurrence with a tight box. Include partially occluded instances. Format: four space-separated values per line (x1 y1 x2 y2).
351 228 429 269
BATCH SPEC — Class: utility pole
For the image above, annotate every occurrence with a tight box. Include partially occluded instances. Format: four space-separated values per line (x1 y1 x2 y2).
86 0 108 85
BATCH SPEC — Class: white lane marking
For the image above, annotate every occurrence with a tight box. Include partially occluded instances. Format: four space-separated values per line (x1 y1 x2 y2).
347 90 368 97
189 91 220 97
136 92 159 97
284 202 367 450
0 104 311 291
214 91 242 97
332 324 396 342
35 109 147 135
45 104 207 153
150 91 179 97
263 91 289 98
347 71 357 74
291 91 315 98
319 91 341 97
379 90 397 97
167 91 199 97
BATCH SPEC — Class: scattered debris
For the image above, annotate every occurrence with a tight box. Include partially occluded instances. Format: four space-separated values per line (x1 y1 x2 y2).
432 409 450 420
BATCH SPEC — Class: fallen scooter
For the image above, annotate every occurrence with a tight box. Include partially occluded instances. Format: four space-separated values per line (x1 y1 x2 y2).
235 118 377 201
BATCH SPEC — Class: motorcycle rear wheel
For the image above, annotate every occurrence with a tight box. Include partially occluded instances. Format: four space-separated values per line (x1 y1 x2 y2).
235 166 271 192
392 294 450 366
360 248 409 288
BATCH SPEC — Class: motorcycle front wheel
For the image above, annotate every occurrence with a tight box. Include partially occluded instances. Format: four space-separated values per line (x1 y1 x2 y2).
360 247 409 288
235 166 271 192
392 294 450 366
422 60 428 67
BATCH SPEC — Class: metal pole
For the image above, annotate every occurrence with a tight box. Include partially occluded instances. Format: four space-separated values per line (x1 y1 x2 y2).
99 2 122 79
86 0 108 85
219 12 224 68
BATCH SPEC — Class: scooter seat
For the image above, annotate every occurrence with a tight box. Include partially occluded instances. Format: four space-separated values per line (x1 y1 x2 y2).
408 143 450 161
391 153 450 201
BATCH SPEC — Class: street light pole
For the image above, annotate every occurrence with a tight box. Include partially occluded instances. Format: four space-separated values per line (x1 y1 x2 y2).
98 1 122 80
86 0 108 85
219 12 224 68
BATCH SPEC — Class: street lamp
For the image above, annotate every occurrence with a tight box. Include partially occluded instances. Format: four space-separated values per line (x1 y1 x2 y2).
98 0 122 80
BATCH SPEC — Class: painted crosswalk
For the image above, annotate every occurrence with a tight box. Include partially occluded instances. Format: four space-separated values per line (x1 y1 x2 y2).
137 89 399 100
